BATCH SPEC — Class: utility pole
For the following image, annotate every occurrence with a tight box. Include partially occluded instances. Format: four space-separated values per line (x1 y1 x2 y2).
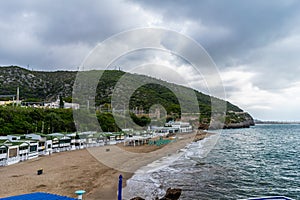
42 121 44 134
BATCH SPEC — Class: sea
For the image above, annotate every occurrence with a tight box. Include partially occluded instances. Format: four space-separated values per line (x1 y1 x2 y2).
123 124 300 200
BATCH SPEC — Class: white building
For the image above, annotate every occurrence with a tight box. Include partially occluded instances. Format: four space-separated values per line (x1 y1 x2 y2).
1 142 20 165
48 133 71 152
165 121 193 133
44 97 80 110
25 133 53 155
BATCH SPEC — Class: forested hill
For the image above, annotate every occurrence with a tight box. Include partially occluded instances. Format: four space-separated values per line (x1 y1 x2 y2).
0 66 254 131
0 66 76 101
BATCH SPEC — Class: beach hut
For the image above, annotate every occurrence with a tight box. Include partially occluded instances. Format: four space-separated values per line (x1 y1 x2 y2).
6 135 38 160
91 132 105 146
51 137 60 152
5 142 21 165
27 140 39 159
18 142 29 161
48 133 65 152
58 136 71 152
104 133 117 145
74 133 85 149
66 133 77 150
86 133 99 147
114 132 125 141
0 142 8 166
25 133 53 155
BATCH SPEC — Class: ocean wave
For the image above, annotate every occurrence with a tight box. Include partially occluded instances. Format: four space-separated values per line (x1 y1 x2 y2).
123 133 218 200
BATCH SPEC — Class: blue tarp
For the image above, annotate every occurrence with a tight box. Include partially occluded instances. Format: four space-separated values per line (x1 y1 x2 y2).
0 192 76 200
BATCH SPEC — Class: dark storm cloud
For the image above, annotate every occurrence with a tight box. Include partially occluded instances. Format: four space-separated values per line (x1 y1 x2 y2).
134 0 300 65
0 0 156 70
1 0 299 70
1 0 300 120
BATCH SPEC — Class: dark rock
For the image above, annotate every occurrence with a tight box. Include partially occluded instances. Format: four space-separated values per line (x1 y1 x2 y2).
131 188 182 200
160 188 182 200
130 197 145 200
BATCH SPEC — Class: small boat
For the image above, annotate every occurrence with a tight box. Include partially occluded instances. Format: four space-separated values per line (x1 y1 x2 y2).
246 196 294 200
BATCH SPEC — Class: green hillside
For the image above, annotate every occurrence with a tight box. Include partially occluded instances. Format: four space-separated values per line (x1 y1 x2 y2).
0 66 254 135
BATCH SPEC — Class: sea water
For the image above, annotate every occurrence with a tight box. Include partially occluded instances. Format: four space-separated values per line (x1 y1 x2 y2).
123 124 300 200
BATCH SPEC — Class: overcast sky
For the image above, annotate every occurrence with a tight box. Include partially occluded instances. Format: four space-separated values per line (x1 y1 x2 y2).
1 0 300 121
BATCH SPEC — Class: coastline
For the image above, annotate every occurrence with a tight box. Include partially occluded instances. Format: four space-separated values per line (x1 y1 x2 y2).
0 131 213 200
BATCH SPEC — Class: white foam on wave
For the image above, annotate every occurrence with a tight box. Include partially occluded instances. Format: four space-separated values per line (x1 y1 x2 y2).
123 151 185 199
123 133 220 200
185 133 220 162
136 151 185 174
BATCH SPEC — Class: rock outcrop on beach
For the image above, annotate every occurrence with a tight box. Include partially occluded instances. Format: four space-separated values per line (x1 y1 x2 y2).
131 197 145 200
159 188 182 200
130 188 182 200
193 131 212 142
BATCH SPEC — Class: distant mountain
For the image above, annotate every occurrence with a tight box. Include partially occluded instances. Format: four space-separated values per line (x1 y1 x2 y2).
254 119 300 124
0 66 254 129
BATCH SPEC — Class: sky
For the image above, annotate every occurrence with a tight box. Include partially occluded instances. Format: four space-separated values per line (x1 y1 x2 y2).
1 0 300 121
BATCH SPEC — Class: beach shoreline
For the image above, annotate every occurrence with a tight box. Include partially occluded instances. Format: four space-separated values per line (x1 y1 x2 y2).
0 130 213 200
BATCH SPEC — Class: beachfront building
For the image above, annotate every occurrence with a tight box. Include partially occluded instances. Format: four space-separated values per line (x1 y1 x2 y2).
123 135 152 146
66 133 76 150
0 134 44 166
18 142 29 161
0 131 131 167
58 136 71 151
75 133 86 149
115 132 125 141
44 97 80 110
79 132 96 148
150 126 177 136
6 142 20 165
1 141 20 165
27 140 39 159
6 135 38 161
165 121 193 133
48 133 71 152
0 141 8 166
0 137 34 165
108 135 116 145
12 140 38 160
9 135 39 160
25 133 53 155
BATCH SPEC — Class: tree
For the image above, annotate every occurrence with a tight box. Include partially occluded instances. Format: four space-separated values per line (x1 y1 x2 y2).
59 96 64 109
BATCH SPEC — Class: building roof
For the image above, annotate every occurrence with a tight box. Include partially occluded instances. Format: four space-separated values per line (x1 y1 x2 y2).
0 192 76 200
0 139 8 144
48 133 65 137
25 134 44 141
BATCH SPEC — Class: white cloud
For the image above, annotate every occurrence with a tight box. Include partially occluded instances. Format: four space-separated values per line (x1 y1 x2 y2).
221 67 300 120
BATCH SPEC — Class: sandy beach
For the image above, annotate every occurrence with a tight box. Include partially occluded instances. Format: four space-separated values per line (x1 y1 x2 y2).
0 131 210 200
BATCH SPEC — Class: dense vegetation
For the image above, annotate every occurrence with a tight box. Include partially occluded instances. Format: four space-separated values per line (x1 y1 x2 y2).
0 106 124 135
0 106 75 135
